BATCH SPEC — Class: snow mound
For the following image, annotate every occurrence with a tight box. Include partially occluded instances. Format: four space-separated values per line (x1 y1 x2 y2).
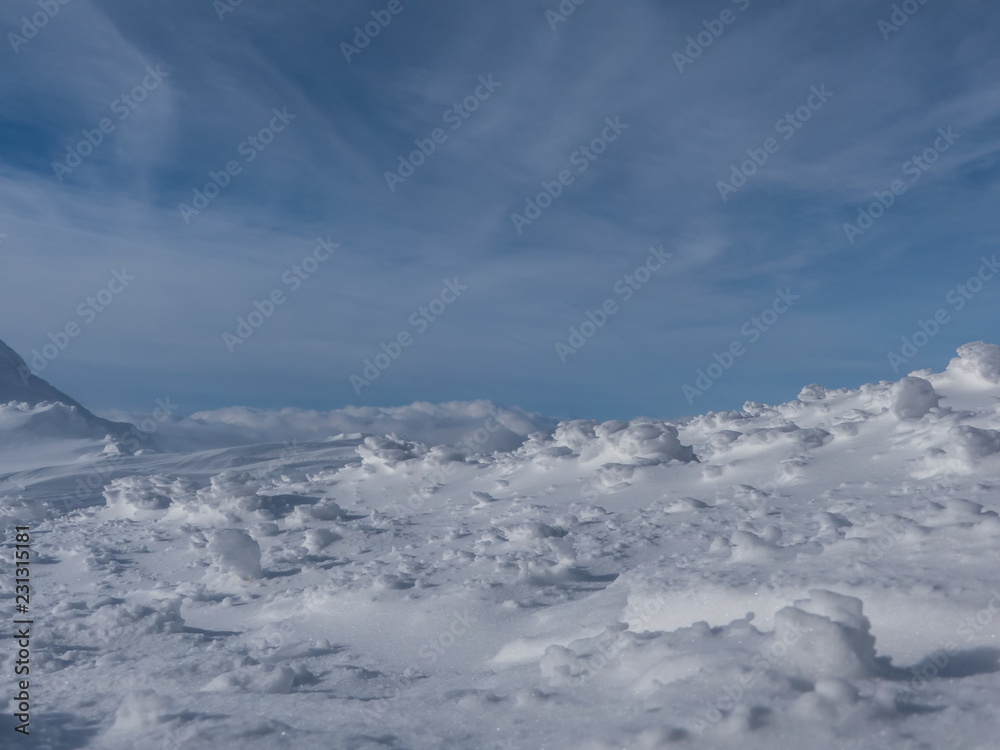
891 376 941 420
948 425 1000 461
304 527 341 553
208 529 262 580
773 590 881 680
357 435 425 466
58 597 186 646
203 664 296 694
110 691 176 734
947 341 1000 383
103 474 198 517
522 419 696 465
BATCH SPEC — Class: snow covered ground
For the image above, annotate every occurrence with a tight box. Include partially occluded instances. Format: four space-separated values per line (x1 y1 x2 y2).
3 341 1000 749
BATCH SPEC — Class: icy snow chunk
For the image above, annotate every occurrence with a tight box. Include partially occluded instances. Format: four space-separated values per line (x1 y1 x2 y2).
543 419 696 465
110 690 176 733
551 420 601 452
500 521 567 543
595 463 635 487
663 496 709 513
815 676 860 704
102 474 198 516
891 377 940 420
708 429 742 449
202 470 261 501
947 341 1000 383
773 590 880 680
208 529 262 580
798 383 828 401
924 498 1000 528
80 598 185 644
102 439 125 456
817 511 852 533
795 427 834 449
471 490 499 506
286 499 345 528
948 425 1000 460
793 677 860 721
104 476 170 512
304 527 341 554
202 664 295 694
597 421 696 464
357 435 422 466
594 420 631 437
539 644 590 686
253 521 280 537
305 498 344 520
792 589 868 631
182 471 261 517
729 529 779 562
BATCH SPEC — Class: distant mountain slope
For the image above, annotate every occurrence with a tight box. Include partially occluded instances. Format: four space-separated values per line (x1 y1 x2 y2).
0 337 133 439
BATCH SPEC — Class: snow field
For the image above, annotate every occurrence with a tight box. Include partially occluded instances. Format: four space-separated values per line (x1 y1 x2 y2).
2 343 1000 747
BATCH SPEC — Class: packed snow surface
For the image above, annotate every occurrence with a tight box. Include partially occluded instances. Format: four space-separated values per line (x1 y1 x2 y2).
3 342 1000 749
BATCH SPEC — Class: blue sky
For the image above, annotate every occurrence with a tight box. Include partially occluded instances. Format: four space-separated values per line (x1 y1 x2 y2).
2 0 999 422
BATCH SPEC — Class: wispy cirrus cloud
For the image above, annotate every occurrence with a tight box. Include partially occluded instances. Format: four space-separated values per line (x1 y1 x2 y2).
2 0 999 420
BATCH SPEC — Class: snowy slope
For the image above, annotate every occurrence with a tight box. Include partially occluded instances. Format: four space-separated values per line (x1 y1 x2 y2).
0 337 134 454
2 343 1000 749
